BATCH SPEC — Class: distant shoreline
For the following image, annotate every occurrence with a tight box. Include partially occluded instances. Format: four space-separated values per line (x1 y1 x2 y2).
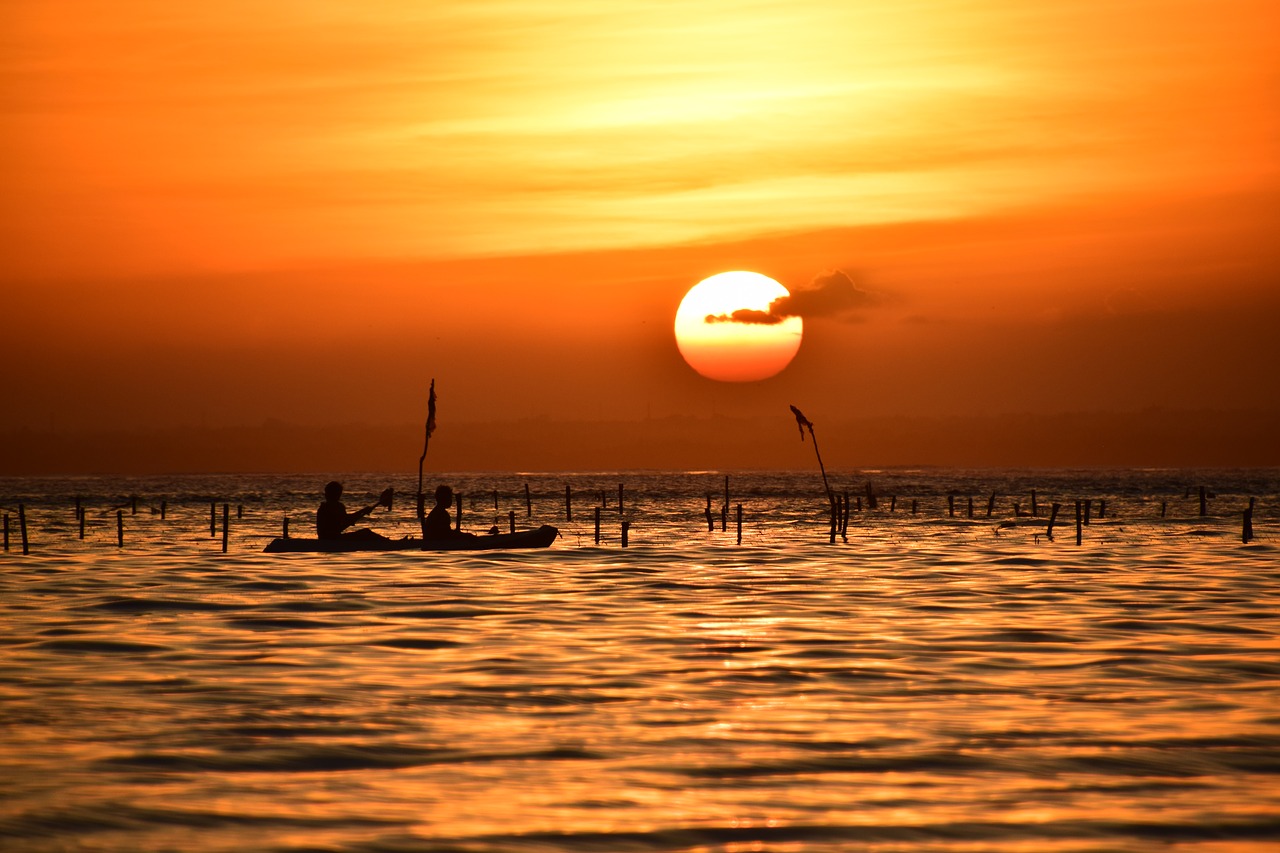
2 409 1277 475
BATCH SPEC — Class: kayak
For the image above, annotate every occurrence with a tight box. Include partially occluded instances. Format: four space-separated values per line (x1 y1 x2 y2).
263 525 559 553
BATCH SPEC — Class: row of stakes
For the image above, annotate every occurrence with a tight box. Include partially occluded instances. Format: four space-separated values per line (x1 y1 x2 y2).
2 480 1261 555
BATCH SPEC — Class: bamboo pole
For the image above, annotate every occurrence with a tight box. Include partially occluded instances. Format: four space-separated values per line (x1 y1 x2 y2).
789 405 834 511
417 380 437 520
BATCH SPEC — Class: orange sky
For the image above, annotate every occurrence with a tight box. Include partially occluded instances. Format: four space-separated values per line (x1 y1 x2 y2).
2 1 1278 469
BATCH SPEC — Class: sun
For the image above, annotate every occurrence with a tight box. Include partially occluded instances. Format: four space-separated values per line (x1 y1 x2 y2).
674 271 803 382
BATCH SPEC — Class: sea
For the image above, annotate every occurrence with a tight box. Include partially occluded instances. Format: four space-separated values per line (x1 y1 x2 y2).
1 468 1278 853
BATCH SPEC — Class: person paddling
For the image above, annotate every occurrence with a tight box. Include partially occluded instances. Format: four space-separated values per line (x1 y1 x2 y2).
317 481 393 541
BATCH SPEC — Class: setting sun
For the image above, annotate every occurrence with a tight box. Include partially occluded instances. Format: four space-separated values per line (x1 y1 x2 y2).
674 271 803 382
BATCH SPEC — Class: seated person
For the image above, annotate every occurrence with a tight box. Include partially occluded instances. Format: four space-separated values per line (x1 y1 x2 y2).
317 481 393 540
420 484 476 540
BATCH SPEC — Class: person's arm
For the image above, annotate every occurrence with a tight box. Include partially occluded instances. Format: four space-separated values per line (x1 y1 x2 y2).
350 489 393 525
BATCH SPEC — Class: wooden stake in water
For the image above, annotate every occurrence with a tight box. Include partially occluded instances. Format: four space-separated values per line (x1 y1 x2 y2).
594 506 601 544
117 511 124 547
283 516 290 539
621 520 630 548
222 504 229 553
210 502 217 538
1046 503 1061 541
1243 498 1255 544
1075 501 1083 546
736 503 743 545
19 505 28 555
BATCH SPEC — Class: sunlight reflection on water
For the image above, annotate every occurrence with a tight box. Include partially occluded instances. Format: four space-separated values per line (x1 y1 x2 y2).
1 469 1278 851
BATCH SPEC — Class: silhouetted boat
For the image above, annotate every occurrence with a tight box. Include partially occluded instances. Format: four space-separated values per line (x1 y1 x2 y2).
263 525 559 553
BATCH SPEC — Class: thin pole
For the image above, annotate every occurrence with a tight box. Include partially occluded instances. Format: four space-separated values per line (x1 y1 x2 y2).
790 406 833 510
418 379 437 520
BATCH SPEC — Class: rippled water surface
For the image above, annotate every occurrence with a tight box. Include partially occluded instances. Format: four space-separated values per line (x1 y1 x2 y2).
2 469 1278 852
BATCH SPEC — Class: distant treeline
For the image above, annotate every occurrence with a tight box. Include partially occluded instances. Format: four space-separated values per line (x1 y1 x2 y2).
1 409 1278 475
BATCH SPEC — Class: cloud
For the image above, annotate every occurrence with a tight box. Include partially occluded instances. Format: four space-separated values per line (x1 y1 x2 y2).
705 308 785 325
773 269 875 319
703 269 876 326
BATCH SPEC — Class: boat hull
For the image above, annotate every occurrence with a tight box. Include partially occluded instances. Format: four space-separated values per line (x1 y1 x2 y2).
263 525 559 553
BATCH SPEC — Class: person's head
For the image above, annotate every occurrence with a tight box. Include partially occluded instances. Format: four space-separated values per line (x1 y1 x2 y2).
324 481 343 501
433 484 453 507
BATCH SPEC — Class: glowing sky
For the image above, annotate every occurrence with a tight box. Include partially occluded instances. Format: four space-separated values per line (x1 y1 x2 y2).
1 0 1277 468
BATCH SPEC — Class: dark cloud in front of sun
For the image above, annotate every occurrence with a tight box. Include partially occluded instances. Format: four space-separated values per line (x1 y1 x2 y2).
702 269 876 325
772 269 875 320
705 308 785 326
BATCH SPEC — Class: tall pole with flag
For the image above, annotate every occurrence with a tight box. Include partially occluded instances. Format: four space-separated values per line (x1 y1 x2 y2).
790 404 834 509
417 379 437 518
